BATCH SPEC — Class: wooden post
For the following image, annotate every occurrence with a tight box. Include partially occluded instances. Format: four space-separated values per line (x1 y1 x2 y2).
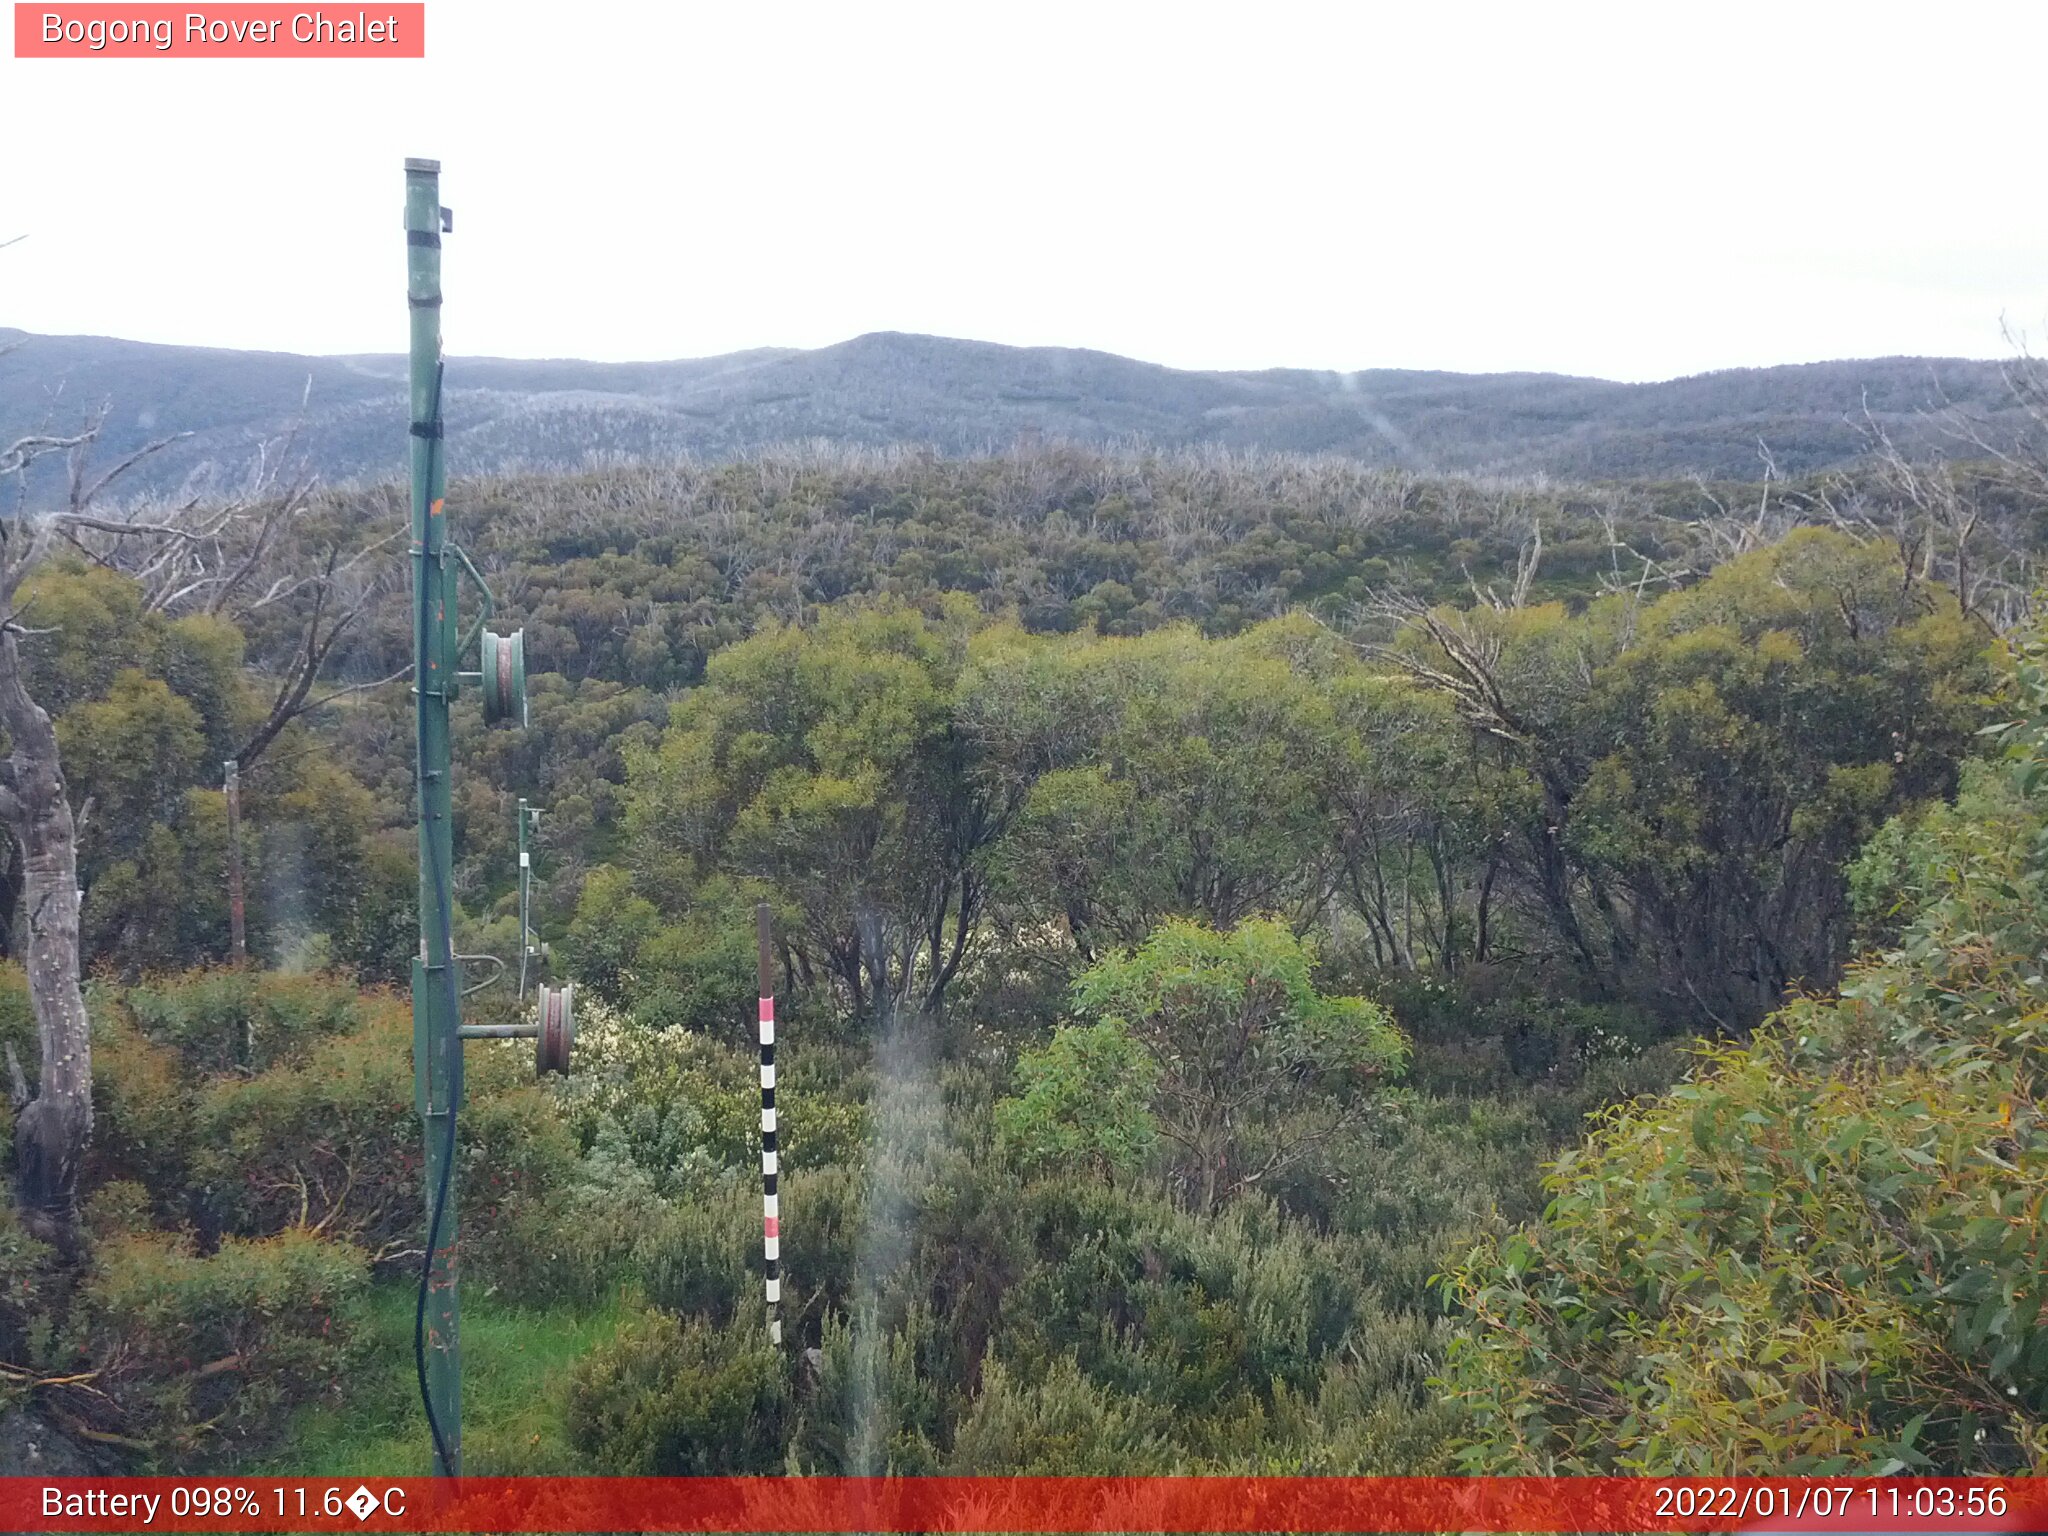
223 759 246 964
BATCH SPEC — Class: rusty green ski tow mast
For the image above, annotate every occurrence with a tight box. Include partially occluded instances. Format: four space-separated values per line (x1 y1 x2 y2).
406 156 572 1477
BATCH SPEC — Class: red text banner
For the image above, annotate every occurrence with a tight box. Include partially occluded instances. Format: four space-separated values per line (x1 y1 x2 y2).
6 1477 2048 1533
13 4 424 57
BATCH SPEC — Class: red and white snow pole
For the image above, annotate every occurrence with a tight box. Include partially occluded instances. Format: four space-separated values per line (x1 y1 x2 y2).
757 902 781 1345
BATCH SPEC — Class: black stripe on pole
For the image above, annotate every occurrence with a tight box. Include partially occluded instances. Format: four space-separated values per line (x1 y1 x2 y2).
758 902 780 1346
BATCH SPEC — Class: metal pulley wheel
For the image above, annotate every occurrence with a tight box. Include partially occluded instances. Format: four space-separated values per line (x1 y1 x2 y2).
535 983 574 1076
480 628 527 727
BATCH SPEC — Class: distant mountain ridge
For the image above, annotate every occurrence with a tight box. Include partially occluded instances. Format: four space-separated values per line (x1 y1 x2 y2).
0 327 2022 503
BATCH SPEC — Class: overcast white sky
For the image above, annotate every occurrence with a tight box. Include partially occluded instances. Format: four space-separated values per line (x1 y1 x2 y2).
3 1 2044 382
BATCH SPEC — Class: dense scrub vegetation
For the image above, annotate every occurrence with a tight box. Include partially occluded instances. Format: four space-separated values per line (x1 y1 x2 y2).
1444 636 2048 1473
3 442 2042 1474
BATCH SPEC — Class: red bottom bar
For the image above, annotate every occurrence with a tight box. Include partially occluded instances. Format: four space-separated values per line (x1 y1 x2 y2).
8 1476 2048 1534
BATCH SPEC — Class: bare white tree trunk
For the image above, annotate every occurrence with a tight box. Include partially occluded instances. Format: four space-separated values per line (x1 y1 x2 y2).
0 384 384 1256
0 624 91 1255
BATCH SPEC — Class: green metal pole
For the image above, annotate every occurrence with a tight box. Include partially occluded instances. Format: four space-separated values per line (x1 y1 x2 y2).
405 155 461 1478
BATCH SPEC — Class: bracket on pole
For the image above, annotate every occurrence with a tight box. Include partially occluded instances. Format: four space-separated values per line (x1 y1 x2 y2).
456 982 574 1075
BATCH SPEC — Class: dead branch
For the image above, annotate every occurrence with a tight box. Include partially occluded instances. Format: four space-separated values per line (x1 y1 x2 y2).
0 431 93 479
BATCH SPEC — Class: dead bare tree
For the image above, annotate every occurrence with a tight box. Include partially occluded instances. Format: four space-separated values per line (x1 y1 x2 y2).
1684 440 1801 568
229 525 407 769
1590 504 1691 650
1340 581 1633 983
1464 518 1543 612
0 413 184 1253
1821 356 2048 631
0 396 400 1252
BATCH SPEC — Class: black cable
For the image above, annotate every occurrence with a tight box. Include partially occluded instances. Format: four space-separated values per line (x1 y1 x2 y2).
411 357 462 1480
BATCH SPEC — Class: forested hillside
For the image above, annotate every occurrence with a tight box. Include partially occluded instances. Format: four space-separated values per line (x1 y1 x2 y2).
0 326 2028 505
2 440 2043 1476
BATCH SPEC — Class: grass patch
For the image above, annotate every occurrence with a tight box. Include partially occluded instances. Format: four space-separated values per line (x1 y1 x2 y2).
263 1280 634 1476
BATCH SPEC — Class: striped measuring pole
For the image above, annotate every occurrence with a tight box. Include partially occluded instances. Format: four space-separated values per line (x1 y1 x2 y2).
756 903 781 1345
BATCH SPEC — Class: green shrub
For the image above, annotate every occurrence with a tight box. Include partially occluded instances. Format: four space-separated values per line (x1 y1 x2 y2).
325 833 417 987
467 1180 653 1308
637 1180 754 1324
0 1202 61 1402
1446 1021 2048 1473
892 1148 1031 1394
561 866 661 1006
122 968 365 1078
564 869 761 1044
1001 1182 1361 1428
190 1004 415 1253
565 1310 788 1473
83 1229 367 1461
783 1138 1023 1390
193 1000 574 1260
624 878 761 1045
460 1067 583 1253
1072 917 1406 1212
554 999 753 1172
81 1179 155 1243
1278 1347 1464 1474
780 1163 866 1323
1442 629 2048 1475
776 1046 872 1170
995 1020 1157 1179
1846 757 2029 950
1373 970 1671 1101
555 998 865 1190
87 1004 190 1206
947 1355 1173 1474
789 1306 942 1473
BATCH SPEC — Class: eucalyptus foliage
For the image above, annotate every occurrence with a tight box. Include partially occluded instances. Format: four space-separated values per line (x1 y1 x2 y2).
1442 618 2048 1474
